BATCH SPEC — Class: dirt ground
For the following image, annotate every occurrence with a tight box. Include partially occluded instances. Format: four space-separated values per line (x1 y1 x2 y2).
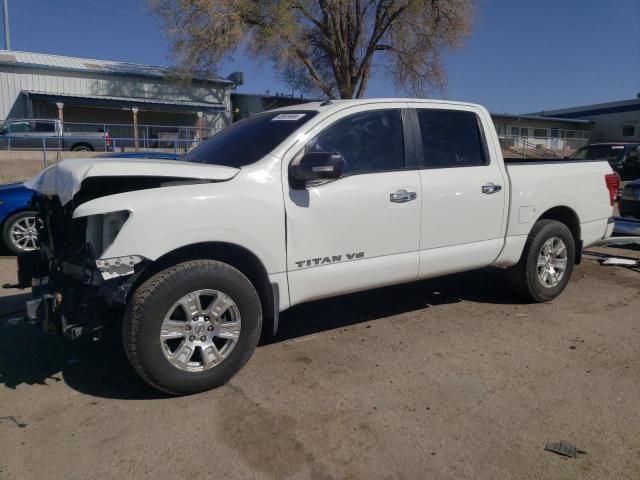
0 247 639 480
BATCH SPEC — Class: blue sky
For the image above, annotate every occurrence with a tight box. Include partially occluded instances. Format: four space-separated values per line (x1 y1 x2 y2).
4 0 639 113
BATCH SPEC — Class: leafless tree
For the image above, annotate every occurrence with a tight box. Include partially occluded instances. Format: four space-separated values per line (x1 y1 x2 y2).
151 0 474 98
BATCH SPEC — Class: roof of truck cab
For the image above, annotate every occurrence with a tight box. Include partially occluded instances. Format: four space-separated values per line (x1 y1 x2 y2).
272 98 486 112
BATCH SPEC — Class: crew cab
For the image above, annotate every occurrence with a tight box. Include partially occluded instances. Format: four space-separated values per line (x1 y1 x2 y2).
0 118 112 151
12 99 618 395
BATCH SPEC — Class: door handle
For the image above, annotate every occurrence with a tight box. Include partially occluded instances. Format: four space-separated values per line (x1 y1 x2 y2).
390 189 417 203
481 183 502 195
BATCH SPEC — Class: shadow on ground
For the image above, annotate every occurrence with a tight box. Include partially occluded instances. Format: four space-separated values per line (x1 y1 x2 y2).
0 267 524 400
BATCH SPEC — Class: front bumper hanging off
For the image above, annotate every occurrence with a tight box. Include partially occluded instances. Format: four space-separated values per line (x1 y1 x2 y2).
6 250 148 340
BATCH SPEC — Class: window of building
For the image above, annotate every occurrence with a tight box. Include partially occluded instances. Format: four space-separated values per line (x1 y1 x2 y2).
306 109 405 175
622 124 636 137
510 126 519 136
416 109 487 168
533 128 548 138
520 127 530 137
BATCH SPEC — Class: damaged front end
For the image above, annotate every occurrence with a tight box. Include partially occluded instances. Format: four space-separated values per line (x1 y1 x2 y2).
10 158 240 339
15 182 152 339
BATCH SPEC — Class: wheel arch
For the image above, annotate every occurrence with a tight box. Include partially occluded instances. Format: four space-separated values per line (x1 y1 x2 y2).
536 206 582 264
1 207 37 228
129 242 278 337
70 142 94 151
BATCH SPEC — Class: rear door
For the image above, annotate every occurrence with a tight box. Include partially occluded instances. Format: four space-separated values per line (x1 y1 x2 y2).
283 104 422 305
31 120 60 150
409 104 508 278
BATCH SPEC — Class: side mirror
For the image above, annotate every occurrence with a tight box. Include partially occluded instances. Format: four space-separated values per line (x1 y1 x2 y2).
290 151 345 188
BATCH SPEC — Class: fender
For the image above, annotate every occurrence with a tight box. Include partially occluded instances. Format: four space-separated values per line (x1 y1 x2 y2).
72 172 287 276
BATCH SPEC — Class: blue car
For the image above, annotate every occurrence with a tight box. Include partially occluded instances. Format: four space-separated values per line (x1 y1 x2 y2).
1 152 180 254
95 151 180 160
0 182 37 254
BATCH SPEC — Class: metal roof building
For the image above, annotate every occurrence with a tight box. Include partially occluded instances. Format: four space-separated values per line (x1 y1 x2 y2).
0 50 235 138
528 97 640 143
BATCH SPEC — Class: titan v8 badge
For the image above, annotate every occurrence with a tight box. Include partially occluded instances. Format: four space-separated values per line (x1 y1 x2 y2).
295 252 364 268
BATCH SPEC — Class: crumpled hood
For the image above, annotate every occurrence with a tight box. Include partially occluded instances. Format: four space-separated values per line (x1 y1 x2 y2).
24 157 240 205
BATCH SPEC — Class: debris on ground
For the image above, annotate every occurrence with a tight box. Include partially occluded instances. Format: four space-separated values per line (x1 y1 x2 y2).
5 317 24 325
544 441 586 458
0 416 27 428
600 257 639 267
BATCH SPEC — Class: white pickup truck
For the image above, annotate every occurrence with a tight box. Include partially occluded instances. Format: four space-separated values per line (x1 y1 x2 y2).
15 99 618 395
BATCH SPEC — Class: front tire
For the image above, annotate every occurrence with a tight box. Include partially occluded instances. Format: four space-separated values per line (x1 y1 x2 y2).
507 220 575 302
123 260 262 395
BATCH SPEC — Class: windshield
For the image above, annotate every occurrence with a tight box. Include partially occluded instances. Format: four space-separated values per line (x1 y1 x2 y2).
181 111 317 167
571 145 626 162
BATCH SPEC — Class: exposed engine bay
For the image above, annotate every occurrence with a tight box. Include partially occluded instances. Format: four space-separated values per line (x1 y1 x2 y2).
16 175 214 339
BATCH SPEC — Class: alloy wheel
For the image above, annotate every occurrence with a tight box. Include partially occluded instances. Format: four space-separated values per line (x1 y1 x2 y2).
160 289 241 372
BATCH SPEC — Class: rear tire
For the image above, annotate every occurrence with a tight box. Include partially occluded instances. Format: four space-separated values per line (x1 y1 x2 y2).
2 210 38 255
123 260 262 395
507 220 575 302
71 144 93 152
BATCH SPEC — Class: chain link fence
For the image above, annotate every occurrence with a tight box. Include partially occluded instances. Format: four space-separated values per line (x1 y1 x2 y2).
0 134 204 184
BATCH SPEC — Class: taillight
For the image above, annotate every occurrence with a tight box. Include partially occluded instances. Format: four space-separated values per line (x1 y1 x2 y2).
604 173 620 206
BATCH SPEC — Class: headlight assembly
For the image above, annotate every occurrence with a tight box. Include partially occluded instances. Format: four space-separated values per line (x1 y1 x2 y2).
86 210 130 258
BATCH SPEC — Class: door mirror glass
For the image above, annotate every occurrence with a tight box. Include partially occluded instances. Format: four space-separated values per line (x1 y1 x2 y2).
290 151 345 188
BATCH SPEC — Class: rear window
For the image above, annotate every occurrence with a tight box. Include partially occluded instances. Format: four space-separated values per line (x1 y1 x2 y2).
572 145 625 161
416 109 487 168
182 111 317 167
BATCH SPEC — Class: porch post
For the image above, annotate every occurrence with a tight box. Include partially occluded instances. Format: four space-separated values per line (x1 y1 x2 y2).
196 111 204 142
56 102 64 125
131 107 139 151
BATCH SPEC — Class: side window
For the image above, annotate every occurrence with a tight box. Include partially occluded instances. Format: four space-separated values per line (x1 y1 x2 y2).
416 109 487 168
33 121 56 133
571 147 588 160
305 109 405 175
8 121 30 133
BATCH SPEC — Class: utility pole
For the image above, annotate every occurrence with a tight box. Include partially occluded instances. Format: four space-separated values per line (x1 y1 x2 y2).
2 0 10 50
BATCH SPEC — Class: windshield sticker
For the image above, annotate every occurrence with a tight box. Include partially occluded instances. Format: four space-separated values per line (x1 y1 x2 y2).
612 146 624 149
272 113 307 121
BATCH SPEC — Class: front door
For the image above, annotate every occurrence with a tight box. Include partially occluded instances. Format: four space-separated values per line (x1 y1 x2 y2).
410 105 508 278
283 104 421 306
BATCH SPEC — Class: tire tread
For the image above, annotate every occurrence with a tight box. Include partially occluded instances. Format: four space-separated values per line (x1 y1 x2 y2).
123 259 261 395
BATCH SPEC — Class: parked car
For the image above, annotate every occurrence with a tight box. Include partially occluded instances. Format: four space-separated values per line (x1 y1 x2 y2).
0 118 112 152
612 216 640 236
0 151 180 253
95 151 180 160
0 183 36 254
16 99 618 395
619 178 640 219
570 143 640 178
